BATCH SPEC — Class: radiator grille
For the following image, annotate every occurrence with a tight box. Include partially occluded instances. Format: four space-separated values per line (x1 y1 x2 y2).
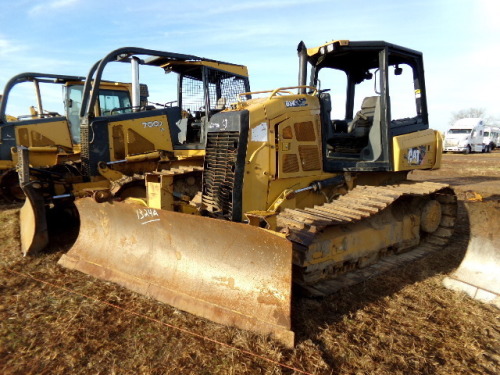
282 125 293 139
294 121 316 141
299 145 321 171
202 131 239 219
282 154 299 173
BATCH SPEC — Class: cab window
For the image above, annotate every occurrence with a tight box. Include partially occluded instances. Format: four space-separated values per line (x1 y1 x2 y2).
98 89 131 115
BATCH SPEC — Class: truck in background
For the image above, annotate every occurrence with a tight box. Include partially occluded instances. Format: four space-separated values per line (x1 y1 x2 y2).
483 125 500 151
443 118 486 154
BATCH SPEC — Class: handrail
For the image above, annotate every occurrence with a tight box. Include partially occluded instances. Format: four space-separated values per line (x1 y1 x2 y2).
237 85 318 101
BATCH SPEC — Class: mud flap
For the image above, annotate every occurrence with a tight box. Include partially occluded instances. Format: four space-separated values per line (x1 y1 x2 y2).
58 198 295 346
19 185 49 256
443 199 500 307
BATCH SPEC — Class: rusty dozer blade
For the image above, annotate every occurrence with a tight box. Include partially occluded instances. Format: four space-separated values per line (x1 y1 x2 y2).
19 185 49 256
443 199 500 308
58 198 295 346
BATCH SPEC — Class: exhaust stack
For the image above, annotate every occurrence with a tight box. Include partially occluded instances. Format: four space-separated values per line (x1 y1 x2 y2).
131 57 141 111
297 41 308 94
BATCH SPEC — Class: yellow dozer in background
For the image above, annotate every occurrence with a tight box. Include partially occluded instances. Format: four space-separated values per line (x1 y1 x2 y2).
0 95 18 122
22 40 469 346
0 72 133 201
18 47 250 256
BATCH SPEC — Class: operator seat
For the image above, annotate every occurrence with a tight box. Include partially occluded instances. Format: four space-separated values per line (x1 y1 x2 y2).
348 96 378 137
216 97 227 110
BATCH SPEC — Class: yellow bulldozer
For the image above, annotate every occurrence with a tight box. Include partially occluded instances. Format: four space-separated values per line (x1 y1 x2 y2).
21 40 498 346
18 47 250 255
0 72 134 201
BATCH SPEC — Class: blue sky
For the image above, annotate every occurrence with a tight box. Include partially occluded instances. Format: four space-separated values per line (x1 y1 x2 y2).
1 0 498 132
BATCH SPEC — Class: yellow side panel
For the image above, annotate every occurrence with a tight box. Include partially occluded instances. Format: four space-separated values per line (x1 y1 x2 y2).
240 104 271 214
13 146 59 168
107 114 173 161
0 160 15 170
240 94 331 214
277 114 324 179
15 120 73 149
28 151 59 167
393 129 441 171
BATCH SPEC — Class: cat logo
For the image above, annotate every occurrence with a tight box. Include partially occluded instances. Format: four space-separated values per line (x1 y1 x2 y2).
407 146 426 165
285 98 307 108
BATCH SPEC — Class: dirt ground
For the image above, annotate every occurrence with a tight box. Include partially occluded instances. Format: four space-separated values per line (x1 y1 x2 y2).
1 151 499 375
409 150 500 199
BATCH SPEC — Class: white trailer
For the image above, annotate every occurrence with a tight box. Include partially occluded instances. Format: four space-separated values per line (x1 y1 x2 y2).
483 125 500 151
443 118 486 154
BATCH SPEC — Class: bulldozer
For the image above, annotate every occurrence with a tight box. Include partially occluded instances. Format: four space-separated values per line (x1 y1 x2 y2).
0 72 134 201
18 47 250 256
21 40 464 347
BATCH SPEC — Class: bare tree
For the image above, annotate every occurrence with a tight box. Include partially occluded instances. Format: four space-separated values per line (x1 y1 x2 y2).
449 107 490 125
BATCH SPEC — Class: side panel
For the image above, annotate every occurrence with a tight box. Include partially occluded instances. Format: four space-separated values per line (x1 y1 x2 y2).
0 126 16 162
14 119 73 149
276 112 323 179
106 111 176 161
86 109 180 176
242 96 326 214
472 126 485 152
392 129 440 171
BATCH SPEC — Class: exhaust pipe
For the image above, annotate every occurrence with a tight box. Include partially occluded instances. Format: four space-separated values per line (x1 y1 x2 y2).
33 79 44 117
297 41 308 94
131 56 141 111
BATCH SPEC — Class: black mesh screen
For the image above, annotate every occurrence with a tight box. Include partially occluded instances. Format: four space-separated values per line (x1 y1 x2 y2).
181 75 204 113
181 69 247 114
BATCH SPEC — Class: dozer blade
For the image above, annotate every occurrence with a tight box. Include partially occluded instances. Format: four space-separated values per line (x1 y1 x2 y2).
19 185 48 256
58 198 295 346
444 199 500 307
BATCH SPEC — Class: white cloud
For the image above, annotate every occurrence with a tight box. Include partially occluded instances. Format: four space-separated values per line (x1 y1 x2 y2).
475 0 500 32
124 0 327 15
28 0 80 16
0 36 25 56
0 38 80 91
202 0 328 16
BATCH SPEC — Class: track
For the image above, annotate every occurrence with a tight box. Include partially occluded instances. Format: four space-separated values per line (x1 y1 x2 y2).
277 181 458 297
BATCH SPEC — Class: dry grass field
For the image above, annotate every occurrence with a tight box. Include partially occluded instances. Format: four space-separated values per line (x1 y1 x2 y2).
1 152 499 374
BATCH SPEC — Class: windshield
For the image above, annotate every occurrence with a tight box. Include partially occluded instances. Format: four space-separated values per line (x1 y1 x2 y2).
448 129 471 134
98 89 131 116
66 85 131 143
66 85 84 143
